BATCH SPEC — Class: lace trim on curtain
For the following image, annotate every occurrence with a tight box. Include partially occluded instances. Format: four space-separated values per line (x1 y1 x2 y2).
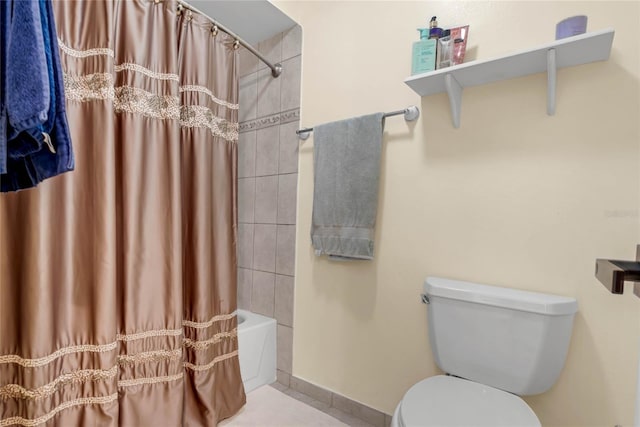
117 349 183 364
0 367 118 401
180 105 239 141
57 40 239 142
0 342 118 368
183 330 237 350
57 37 115 58
0 321 237 367
114 62 180 81
63 74 239 142
0 352 236 402
64 73 115 102
59 39 178 83
64 74 182 121
0 394 119 427
114 86 181 120
0 322 239 404
183 350 238 372
116 328 183 341
182 312 236 329
180 85 239 110
118 373 184 388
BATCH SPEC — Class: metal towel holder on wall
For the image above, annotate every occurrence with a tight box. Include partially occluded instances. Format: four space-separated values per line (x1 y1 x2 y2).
595 244 640 298
296 105 420 140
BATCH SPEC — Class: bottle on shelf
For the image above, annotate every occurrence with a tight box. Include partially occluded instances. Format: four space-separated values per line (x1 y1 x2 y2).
411 27 437 75
436 29 452 69
429 16 443 39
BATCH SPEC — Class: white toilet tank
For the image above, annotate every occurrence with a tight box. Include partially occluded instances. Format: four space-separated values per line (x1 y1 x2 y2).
424 277 578 396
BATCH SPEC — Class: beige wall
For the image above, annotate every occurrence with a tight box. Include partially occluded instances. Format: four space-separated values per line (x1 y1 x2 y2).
273 1 640 425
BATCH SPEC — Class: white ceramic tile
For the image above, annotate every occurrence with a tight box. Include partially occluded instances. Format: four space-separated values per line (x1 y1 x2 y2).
237 268 252 310
239 46 259 77
239 73 258 123
256 126 280 177
256 68 282 119
257 32 283 71
277 173 297 225
238 131 256 178
280 56 301 112
238 178 255 223
251 271 275 317
276 370 291 388
277 325 293 373
279 121 299 174
282 25 302 61
237 224 254 269
326 408 376 427
253 224 277 272
276 225 296 276
255 176 278 224
275 274 294 327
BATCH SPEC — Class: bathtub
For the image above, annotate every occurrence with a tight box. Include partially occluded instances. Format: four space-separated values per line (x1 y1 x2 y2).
236 309 276 393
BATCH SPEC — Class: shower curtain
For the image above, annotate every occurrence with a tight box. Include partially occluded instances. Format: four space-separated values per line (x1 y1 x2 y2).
0 1 245 425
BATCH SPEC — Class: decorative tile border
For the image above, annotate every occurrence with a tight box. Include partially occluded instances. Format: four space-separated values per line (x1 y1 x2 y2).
239 108 300 133
279 108 301 125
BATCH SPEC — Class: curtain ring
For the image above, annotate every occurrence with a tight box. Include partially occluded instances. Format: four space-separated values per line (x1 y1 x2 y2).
176 3 183 15
210 25 218 37
154 0 161 4
233 40 240 50
187 11 193 22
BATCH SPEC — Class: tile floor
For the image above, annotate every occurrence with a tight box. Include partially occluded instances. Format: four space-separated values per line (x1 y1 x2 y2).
220 384 378 427
220 385 348 426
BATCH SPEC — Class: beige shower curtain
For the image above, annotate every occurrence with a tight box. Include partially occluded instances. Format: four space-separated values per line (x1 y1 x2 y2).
0 1 245 425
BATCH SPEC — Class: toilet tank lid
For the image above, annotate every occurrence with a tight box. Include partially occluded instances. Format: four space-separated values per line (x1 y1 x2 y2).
424 277 578 315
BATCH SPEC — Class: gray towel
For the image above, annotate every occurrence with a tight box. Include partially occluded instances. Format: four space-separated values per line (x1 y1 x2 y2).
311 113 385 260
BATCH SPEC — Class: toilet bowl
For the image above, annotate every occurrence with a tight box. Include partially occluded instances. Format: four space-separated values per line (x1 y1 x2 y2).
391 376 540 427
391 277 577 427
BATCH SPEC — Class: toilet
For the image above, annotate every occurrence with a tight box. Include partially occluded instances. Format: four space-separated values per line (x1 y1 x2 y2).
392 276 578 427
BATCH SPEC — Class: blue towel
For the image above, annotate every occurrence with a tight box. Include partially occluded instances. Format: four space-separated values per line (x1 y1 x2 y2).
1 0 74 192
0 0 9 174
5 0 49 159
5 0 50 134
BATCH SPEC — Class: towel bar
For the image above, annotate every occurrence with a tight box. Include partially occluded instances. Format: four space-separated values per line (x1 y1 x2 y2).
296 106 420 140
595 245 640 298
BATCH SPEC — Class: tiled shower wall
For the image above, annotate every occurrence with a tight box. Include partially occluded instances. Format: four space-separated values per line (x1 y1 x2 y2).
237 25 301 385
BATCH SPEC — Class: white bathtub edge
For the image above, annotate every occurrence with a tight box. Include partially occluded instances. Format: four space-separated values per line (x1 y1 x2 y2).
236 309 277 393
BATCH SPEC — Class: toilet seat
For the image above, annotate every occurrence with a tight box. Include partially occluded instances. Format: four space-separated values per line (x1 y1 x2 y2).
397 375 541 427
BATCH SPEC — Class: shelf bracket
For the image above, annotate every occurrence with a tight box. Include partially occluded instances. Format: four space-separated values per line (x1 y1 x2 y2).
445 73 463 128
547 48 556 116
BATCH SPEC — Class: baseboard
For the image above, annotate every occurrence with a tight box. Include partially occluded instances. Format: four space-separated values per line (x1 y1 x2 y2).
285 375 392 427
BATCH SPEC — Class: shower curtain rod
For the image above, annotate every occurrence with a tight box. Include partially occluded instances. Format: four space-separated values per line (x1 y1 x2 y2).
176 0 282 78
296 106 420 140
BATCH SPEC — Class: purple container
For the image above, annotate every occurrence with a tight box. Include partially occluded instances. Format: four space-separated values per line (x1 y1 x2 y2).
556 16 588 40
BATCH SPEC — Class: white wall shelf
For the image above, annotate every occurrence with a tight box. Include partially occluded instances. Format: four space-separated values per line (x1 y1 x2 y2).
404 28 615 128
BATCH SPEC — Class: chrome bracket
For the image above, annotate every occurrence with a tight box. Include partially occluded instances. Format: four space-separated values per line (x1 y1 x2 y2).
421 293 430 304
403 105 420 122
